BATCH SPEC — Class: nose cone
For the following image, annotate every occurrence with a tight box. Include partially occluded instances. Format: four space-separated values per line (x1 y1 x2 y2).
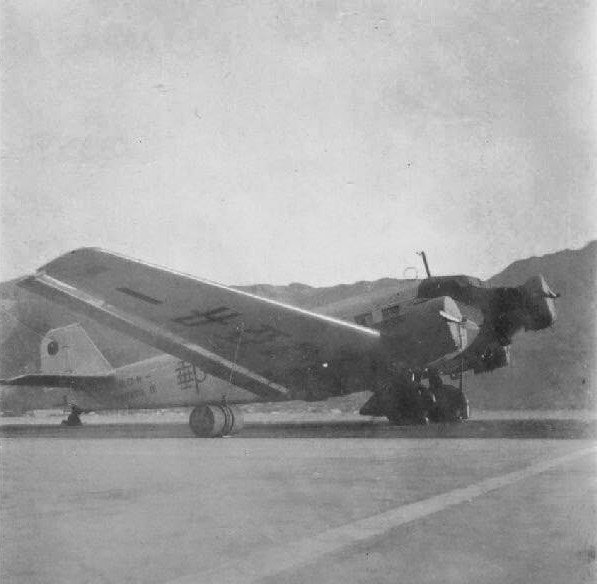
520 275 558 330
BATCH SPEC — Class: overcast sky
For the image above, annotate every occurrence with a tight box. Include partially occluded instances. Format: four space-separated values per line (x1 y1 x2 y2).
2 1 595 286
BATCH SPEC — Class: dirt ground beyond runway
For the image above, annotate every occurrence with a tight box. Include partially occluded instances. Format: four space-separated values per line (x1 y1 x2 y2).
1 415 595 584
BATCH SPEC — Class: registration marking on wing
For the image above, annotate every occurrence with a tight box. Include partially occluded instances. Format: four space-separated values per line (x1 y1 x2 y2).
116 287 163 305
53 247 380 338
24 248 385 398
215 324 293 346
172 306 241 327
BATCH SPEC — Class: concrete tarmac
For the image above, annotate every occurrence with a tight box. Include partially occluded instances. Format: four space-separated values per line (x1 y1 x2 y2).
1 414 596 584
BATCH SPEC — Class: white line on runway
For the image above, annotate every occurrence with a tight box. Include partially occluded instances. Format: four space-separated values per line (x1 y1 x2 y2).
168 446 596 584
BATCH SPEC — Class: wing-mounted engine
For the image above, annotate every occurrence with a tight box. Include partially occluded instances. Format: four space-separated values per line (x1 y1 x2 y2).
414 271 558 347
378 296 469 368
486 275 558 345
359 253 559 427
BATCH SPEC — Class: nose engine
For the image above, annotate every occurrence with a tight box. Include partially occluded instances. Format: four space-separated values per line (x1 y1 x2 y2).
491 274 558 345
518 275 559 331
381 296 470 367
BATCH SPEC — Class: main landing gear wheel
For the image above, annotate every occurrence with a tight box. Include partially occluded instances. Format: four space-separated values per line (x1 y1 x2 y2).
189 404 244 437
385 387 434 426
428 384 469 423
359 374 435 426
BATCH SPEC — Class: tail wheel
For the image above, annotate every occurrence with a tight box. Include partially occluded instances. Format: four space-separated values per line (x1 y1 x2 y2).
189 404 244 437
61 405 83 427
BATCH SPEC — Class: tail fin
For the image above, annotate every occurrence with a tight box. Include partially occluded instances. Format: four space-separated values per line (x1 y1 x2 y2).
41 324 113 375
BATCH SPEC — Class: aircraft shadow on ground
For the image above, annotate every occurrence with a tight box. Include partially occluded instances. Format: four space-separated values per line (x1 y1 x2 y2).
1 419 595 440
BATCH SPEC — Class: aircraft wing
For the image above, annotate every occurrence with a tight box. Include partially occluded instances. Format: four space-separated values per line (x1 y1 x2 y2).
19 248 383 400
0 374 114 391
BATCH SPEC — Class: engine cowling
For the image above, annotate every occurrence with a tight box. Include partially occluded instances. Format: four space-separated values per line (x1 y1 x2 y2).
380 296 468 368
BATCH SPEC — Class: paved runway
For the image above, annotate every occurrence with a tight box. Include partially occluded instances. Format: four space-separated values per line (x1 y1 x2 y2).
1 414 596 584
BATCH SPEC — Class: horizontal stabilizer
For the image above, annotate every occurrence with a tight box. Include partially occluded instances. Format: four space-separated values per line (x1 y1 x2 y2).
0 373 114 390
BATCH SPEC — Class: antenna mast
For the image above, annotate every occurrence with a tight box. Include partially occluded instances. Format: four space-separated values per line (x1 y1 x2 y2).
417 251 432 278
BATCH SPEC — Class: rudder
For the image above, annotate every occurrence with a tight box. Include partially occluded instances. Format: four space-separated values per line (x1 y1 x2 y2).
41 324 113 375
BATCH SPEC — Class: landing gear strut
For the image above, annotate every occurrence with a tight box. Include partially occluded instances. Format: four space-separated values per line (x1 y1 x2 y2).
189 404 244 437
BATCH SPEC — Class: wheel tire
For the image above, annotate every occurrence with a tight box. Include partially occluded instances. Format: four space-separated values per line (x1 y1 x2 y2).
429 384 467 423
221 404 244 436
384 383 431 426
189 404 244 437
189 405 226 437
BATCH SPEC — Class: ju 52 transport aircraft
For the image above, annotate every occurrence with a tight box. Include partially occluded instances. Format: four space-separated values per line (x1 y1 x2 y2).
1 248 559 437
